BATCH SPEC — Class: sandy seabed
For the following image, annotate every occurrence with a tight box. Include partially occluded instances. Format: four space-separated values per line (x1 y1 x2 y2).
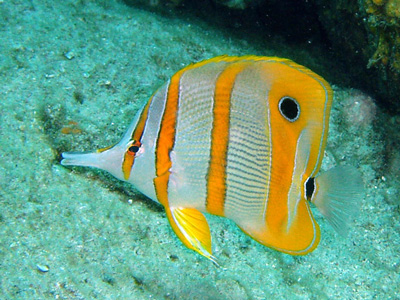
1 1 399 299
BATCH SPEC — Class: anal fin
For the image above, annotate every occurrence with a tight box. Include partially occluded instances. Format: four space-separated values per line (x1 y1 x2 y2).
166 207 217 264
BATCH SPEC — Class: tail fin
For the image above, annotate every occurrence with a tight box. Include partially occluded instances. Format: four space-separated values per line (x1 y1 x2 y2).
312 165 364 235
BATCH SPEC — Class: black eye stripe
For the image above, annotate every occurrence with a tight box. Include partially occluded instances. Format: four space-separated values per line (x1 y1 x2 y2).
278 97 300 122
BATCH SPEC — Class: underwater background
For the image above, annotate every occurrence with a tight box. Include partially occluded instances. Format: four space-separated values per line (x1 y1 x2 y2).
1 0 399 299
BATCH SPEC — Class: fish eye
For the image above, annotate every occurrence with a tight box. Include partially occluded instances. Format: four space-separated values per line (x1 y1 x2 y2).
128 145 140 153
278 97 300 122
127 141 141 155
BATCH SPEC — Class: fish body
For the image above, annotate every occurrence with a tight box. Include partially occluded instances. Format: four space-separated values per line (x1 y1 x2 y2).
61 56 364 261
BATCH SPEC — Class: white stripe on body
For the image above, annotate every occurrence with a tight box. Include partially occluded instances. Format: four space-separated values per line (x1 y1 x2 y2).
168 62 228 211
224 64 272 230
131 82 169 202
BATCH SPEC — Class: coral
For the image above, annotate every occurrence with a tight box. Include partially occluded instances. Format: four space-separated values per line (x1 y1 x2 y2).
365 0 400 69
342 90 377 129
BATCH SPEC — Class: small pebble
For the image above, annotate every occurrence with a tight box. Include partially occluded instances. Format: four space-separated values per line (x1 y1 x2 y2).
64 50 75 60
37 264 50 273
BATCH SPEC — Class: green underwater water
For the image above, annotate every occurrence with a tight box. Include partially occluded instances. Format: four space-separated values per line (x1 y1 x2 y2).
1 0 399 299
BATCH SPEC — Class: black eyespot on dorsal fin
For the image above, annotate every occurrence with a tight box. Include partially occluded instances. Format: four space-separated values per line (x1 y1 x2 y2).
278 97 300 122
305 177 315 200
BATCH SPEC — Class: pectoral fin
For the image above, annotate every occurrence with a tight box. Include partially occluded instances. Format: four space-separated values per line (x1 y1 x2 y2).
166 207 217 263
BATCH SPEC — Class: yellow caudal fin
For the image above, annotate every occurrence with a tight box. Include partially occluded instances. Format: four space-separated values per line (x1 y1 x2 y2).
165 207 218 264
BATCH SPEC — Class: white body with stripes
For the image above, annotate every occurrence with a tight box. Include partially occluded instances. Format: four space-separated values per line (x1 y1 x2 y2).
61 56 364 262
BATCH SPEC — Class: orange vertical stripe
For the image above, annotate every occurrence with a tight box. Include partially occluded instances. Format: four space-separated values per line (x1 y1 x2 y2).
206 62 250 216
153 59 239 207
132 97 152 141
122 98 153 180
153 71 183 207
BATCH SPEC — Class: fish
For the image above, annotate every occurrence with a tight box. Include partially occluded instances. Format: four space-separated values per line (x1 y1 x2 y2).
61 55 364 263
